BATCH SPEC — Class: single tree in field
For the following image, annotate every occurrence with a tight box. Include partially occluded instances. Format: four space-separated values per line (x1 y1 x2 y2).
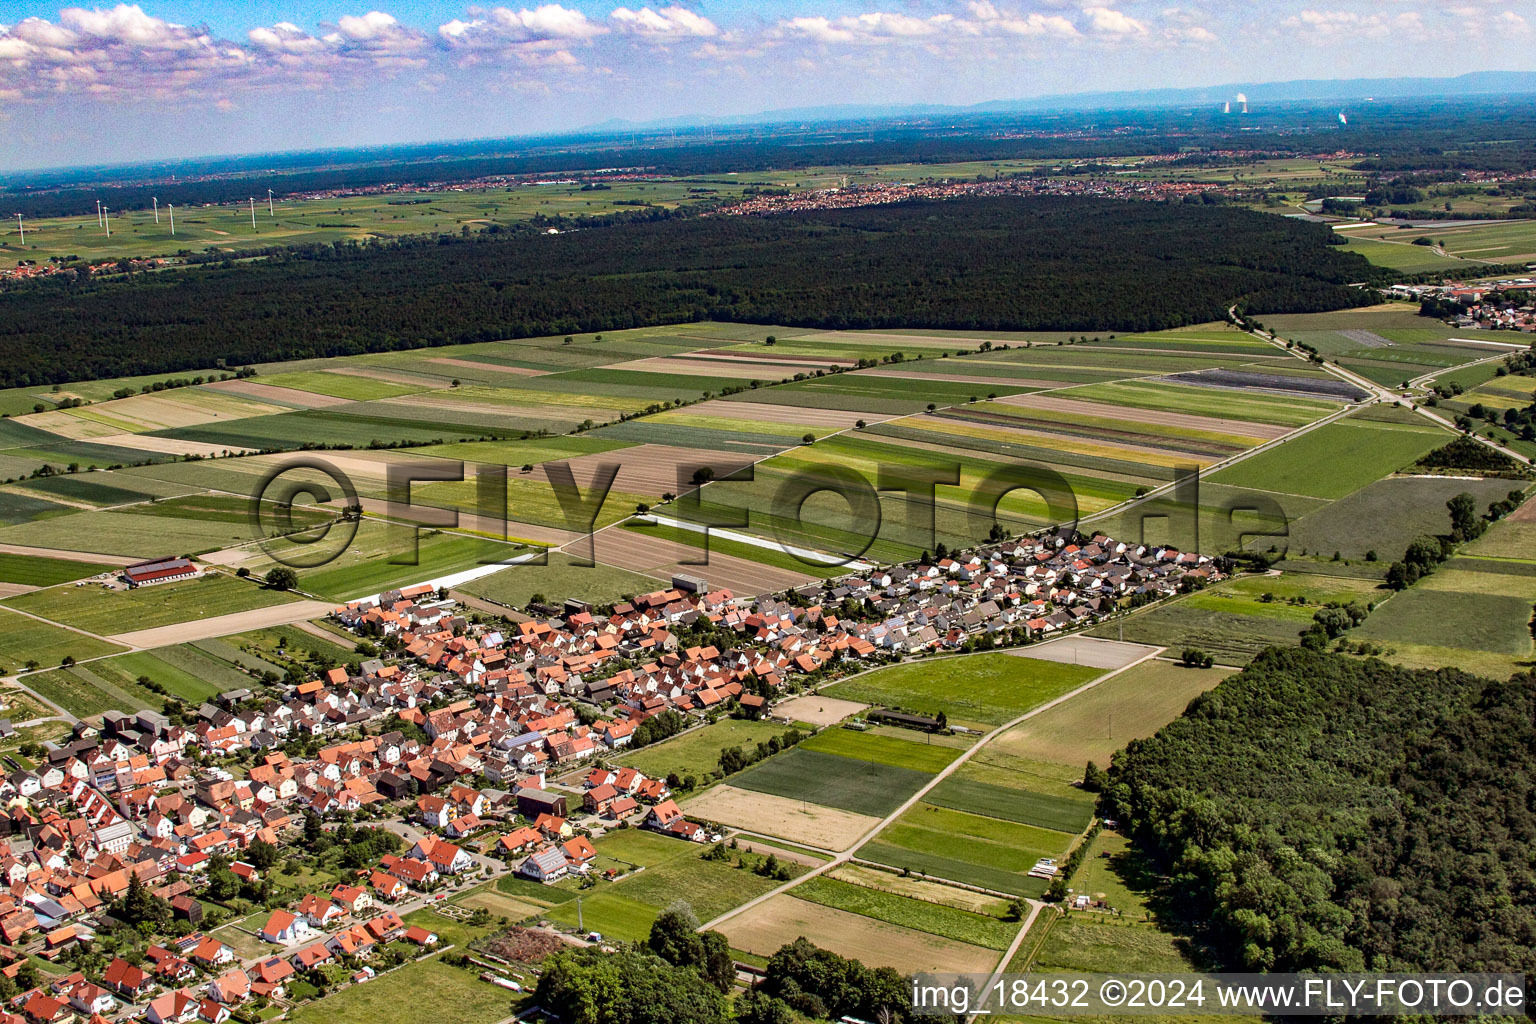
265 567 299 591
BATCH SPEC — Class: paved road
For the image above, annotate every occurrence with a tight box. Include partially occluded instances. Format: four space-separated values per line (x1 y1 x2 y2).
701 643 1165 931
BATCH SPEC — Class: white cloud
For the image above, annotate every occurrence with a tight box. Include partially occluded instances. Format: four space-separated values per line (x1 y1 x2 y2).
59 3 206 49
1497 9 1529 31
610 6 720 38
328 10 425 52
438 5 605 48
777 12 955 44
248 22 327 54
777 4 1089 45
1082 7 1148 35
1282 8 1426 40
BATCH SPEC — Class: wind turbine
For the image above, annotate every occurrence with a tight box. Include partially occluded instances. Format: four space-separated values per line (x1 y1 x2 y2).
103 206 111 237
153 197 160 224
249 197 256 230
168 204 175 235
267 189 275 216
95 199 103 228
14 214 23 245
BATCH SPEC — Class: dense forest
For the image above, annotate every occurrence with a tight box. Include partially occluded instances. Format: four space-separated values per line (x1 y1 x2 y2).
0 196 1377 386
1100 648 1536 974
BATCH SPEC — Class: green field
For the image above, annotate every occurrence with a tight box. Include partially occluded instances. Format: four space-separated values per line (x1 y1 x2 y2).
0 554 119 587
286 958 514 1024
544 833 804 939
992 658 1232 769
1005 830 1202 998
4 572 299 635
460 551 662 611
860 799 1076 896
825 653 1102 727
1094 572 1383 665
0 182 788 270
800 726 965 773
0 608 124 674
242 521 527 602
95 645 255 703
1338 237 1469 273
613 718 799 784
23 663 162 717
1283 475 1519 560
924 775 1094 834
1208 417 1450 500
791 875 1017 950
1356 583 1534 657
731 748 935 817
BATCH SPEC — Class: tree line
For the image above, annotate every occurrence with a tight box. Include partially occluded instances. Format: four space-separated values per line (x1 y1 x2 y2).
0 196 1378 387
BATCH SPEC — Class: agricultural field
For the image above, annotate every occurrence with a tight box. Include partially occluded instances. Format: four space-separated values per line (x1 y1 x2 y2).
92 645 258 703
3 572 299 637
1093 571 1384 665
1208 415 1451 500
0 553 118 587
1337 236 1468 273
542 832 806 940
1282 475 1520 561
1353 557 1536 677
990 658 1233 769
825 863 1013 916
610 718 798 784
824 652 1102 728
0 608 124 674
718 893 1001 973
459 551 662 612
0 179 796 269
859 802 1076 896
23 663 163 717
1003 830 1207 1024
790 875 1018 950
234 521 529 602
221 623 353 679
1263 304 1508 388
934 751 1097 834
285 958 514 1024
799 726 965 773
682 785 881 851
729 748 934 818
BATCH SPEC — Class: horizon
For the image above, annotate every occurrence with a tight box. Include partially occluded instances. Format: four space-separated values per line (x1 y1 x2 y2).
2 1 1534 172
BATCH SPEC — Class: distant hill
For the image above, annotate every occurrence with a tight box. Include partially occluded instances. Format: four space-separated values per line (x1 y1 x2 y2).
586 71 1536 130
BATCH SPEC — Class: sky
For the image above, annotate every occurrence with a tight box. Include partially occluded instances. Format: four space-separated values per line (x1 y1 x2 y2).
1 1 1533 171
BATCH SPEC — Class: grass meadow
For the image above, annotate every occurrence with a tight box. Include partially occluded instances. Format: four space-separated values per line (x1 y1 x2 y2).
825 653 1102 727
